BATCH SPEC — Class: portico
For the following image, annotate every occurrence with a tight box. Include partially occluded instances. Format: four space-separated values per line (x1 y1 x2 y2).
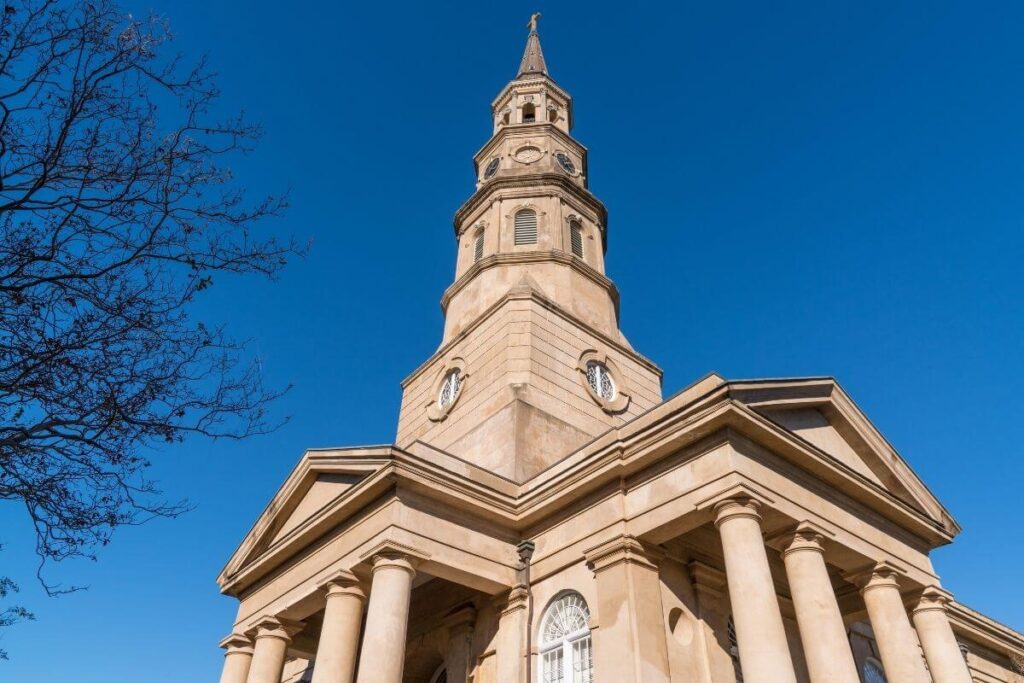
214 17 1024 683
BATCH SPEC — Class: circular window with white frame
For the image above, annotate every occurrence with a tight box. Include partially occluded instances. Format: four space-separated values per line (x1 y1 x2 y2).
577 350 629 413
427 358 469 422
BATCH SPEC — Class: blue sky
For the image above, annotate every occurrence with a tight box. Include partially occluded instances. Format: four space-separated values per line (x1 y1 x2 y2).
2 1 1023 679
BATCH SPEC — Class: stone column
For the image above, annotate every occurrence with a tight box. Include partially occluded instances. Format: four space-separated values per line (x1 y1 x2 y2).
219 633 254 683
778 524 859 683
494 585 529 683
354 552 417 683
854 564 930 683
585 535 671 683
311 570 367 683
247 616 304 683
443 605 477 683
912 587 972 683
714 497 798 683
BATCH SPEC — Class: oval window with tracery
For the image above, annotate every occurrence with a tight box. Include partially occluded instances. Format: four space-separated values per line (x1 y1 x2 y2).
539 592 593 683
585 361 615 401
438 369 461 409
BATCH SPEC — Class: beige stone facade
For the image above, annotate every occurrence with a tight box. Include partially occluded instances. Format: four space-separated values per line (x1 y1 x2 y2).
216 19 1024 683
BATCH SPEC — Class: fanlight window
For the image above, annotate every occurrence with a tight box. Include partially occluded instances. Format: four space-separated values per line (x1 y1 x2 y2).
438 370 461 409
514 209 538 245
540 592 593 683
585 362 615 401
862 658 887 683
570 221 584 258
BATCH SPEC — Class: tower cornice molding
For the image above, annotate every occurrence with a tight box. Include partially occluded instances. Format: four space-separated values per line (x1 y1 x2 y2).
491 75 572 112
473 121 586 166
439 249 620 317
454 174 608 243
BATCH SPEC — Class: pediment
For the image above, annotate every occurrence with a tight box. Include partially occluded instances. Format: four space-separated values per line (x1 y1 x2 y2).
726 378 957 533
218 446 394 588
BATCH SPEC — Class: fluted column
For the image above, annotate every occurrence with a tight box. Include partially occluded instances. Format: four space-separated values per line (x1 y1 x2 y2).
311 570 367 683
853 565 930 683
247 616 304 683
714 497 797 683
354 552 417 683
219 633 255 683
912 587 972 683
778 524 859 683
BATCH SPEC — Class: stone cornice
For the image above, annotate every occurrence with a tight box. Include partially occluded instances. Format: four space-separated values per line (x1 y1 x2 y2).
472 121 587 169
491 75 572 111
453 173 608 244
438 249 620 317
219 377 958 597
947 601 1024 656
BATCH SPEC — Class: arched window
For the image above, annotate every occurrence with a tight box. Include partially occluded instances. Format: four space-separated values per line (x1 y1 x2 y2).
522 102 536 123
862 657 887 683
473 230 485 263
727 616 743 682
539 592 593 683
514 209 538 245
548 104 559 123
569 220 584 258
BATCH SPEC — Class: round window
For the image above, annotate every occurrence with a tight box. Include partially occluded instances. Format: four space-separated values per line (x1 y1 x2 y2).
585 361 615 401
438 369 461 409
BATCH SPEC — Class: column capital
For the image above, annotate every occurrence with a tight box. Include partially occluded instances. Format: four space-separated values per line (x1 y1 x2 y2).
359 539 428 576
219 632 254 655
251 615 304 643
319 569 367 600
442 604 477 634
768 521 833 557
843 561 906 594
712 496 763 527
912 585 954 615
493 584 530 617
583 534 662 574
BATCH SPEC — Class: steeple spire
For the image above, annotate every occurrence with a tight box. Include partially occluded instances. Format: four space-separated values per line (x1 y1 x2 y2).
517 12 548 78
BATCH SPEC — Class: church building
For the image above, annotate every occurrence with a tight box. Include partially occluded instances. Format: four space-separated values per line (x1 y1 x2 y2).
216 17 1024 683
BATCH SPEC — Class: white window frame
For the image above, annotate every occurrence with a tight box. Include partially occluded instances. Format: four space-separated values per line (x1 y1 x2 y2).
538 593 593 683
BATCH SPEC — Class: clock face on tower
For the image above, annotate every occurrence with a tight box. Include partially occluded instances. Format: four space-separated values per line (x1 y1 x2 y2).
483 157 500 179
555 152 576 174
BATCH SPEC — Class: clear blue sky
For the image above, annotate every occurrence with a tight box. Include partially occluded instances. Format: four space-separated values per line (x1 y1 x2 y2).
2 1 1023 679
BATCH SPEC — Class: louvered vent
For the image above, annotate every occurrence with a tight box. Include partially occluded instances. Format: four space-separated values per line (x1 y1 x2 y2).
570 222 584 258
514 209 538 245
473 231 484 262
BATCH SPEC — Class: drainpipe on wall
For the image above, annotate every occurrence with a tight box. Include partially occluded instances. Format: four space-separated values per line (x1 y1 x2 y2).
517 540 536 683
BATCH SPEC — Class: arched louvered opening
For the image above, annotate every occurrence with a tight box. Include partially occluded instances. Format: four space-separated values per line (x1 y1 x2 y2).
548 105 558 123
522 102 536 123
473 230 485 263
570 220 584 258
539 592 593 683
514 209 538 246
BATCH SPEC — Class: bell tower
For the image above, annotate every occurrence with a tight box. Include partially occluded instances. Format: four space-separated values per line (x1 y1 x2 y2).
396 16 663 481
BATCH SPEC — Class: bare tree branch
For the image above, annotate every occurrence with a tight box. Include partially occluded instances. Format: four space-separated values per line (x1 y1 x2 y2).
0 0 301 652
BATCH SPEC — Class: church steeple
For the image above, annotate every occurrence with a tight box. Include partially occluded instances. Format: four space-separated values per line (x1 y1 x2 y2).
394 17 663 482
516 12 548 78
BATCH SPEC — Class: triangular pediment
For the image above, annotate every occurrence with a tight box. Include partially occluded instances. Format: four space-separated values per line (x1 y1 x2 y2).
218 446 395 588
726 378 957 533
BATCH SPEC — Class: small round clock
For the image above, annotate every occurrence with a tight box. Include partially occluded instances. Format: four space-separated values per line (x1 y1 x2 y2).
483 157 500 179
554 152 576 175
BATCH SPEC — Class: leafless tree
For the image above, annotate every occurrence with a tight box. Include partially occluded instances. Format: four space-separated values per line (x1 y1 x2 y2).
0 0 298 655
